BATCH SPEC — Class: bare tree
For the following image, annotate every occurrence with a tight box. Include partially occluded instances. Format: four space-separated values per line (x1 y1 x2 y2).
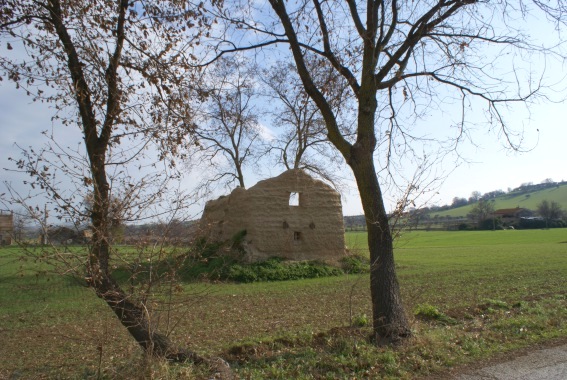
537 200 564 228
212 0 567 342
1 0 209 361
191 57 261 189
468 199 495 227
261 59 349 187
469 191 482 203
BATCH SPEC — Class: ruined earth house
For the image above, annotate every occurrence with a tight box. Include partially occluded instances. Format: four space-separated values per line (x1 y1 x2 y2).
200 169 345 263
0 210 13 245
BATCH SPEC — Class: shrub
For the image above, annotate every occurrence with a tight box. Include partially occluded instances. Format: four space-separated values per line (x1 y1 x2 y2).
351 313 369 327
478 218 503 230
224 264 258 283
519 218 547 229
182 231 351 283
340 254 369 274
223 258 344 283
457 223 469 230
550 220 566 228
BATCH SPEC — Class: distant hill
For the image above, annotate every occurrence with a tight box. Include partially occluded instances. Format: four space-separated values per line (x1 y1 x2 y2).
430 183 567 218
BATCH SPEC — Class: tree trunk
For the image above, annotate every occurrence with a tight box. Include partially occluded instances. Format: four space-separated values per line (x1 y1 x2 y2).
235 161 246 188
348 118 411 343
87 214 204 362
91 272 204 363
86 148 203 362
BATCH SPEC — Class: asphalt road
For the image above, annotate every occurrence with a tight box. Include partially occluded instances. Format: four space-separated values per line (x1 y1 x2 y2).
455 344 567 380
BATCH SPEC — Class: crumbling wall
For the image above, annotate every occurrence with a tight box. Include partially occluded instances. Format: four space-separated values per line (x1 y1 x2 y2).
201 169 345 263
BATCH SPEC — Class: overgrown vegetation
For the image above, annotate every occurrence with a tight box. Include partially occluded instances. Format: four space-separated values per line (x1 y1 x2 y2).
223 258 344 283
178 233 369 283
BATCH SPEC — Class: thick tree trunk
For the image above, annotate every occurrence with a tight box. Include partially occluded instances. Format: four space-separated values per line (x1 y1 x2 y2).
349 150 411 342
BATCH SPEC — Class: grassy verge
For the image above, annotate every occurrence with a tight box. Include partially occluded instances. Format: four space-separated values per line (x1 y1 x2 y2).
0 229 566 379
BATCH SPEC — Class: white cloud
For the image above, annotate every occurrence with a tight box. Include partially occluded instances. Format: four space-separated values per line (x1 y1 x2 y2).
256 122 276 141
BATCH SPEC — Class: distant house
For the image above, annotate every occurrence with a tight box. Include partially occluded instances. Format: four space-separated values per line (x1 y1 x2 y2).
492 207 532 225
200 169 346 263
0 210 13 245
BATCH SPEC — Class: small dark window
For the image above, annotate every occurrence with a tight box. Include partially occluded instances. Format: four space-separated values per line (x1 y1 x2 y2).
309 222 315 229
293 231 301 241
289 192 300 206
283 221 289 229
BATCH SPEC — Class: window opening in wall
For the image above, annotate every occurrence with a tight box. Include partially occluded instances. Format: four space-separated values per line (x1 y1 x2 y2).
293 231 301 241
289 192 300 206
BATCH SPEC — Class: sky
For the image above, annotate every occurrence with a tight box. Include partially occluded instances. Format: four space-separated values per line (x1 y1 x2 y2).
2 4 567 219
424 99 567 205
2 77 565 218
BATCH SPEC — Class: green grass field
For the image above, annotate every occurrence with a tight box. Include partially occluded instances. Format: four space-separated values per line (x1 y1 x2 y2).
1 229 566 379
348 229 567 308
430 183 567 217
